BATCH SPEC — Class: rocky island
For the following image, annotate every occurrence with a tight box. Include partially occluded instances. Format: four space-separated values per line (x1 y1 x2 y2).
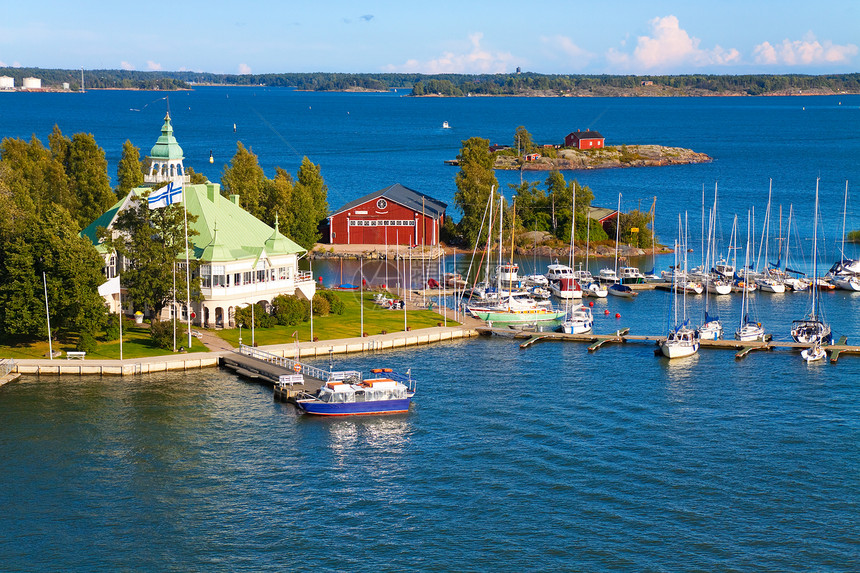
493 144 711 171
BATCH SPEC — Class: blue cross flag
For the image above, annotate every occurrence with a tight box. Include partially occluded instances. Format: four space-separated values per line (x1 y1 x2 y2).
147 181 184 209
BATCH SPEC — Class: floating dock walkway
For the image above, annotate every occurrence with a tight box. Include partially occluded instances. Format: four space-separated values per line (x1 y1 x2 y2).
478 327 858 362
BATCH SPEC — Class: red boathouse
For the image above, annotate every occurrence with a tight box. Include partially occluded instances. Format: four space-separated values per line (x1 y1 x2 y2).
564 130 605 150
327 183 447 246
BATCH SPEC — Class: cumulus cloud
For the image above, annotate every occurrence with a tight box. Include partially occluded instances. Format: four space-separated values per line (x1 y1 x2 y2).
753 34 858 66
384 33 515 74
360 14 373 22
238 63 252 74
147 60 162 71
120 61 134 71
609 15 740 71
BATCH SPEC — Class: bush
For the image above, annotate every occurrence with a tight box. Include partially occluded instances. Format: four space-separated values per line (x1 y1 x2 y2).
103 315 121 341
76 332 98 353
312 294 331 317
150 320 186 350
272 295 308 326
318 291 344 315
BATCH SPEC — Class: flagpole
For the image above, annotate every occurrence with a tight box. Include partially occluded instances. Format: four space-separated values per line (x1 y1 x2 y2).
116 274 124 360
43 271 52 360
309 258 313 342
172 261 176 352
183 183 192 350
118 275 123 361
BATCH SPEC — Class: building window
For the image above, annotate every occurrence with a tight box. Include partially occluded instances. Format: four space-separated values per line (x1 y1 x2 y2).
377 198 387 209
243 271 252 284
279 267 286 280
234 273 242 286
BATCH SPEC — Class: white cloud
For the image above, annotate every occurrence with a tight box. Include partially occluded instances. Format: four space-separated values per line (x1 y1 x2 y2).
753 34 858 66
120 61 134 71
238 63 252 74
384 33 515 74
610 15 740 71
0 59 6 67
540 35 594 69
147 60 162 71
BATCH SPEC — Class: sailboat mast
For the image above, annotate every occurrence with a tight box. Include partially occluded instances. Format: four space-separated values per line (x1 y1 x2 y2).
614 193 621 275
841 180 848 260
483 185 495 285
812 178 819 319
569 183 576 270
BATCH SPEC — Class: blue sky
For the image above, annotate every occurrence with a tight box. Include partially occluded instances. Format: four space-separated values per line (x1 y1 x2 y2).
1 1 858 75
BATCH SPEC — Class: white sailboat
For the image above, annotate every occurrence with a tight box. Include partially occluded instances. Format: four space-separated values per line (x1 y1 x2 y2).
661 238 699 358
791 179 832 345
699 188 723 340
736 211 766 341
608 193 637 298
833 181 860 291
755 180 786 293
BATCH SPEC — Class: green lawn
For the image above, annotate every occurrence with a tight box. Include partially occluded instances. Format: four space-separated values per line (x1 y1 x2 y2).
0 326 207 360
215 290 459 347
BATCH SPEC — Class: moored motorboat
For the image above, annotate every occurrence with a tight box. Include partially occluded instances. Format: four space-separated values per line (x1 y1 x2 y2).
801 344 827 363
295 368 415 416
608 283 637 298
549 277 582 299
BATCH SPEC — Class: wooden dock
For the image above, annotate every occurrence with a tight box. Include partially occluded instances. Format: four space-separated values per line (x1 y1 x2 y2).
220 346 329 402
477 327 858 361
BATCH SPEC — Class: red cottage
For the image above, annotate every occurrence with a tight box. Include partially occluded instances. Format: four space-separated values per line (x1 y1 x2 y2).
327 183 447 246
564 130 605 150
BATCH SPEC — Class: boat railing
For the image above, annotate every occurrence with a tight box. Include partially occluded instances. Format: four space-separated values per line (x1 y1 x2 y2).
239 344 341 381
0 358 15 378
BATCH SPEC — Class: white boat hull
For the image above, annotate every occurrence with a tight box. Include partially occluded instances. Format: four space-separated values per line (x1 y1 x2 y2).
802 346 827 362
735 323 766 342
661 341 699 359
835 276 860 291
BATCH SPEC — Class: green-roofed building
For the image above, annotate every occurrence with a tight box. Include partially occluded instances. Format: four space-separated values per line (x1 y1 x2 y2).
82 113 315 328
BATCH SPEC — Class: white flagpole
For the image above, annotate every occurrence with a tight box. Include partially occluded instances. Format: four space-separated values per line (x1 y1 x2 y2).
183 186 192 350
43 271 52 359
118 274 123 361
172 261 176 352
309 258 313 342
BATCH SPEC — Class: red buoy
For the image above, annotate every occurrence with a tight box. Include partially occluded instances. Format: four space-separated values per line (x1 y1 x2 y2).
589 301 594 307
615 312 621 318
604 309 610 315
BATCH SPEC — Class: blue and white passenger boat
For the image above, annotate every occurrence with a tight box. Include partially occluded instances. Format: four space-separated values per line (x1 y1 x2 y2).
295 368 415 416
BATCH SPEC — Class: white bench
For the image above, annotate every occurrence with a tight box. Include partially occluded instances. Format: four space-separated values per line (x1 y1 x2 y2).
66 351 86 360
278 374 304 387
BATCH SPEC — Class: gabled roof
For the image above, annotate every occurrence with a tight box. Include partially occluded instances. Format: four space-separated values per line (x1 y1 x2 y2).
80 183 305 263
587 206 618 222
568 130 605 140
331 183 447 219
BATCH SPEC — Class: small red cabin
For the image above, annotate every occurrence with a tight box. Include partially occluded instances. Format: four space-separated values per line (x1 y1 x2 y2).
327 183 447 246
565 130 605 150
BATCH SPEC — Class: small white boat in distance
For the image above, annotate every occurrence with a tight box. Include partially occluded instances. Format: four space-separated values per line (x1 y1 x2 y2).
801 344 827 363
442 121 450 129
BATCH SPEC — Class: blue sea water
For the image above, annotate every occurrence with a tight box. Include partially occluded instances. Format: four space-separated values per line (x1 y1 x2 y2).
1 88 859 571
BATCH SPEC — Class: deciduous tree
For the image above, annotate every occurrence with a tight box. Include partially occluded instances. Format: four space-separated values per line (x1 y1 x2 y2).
454 137 498 248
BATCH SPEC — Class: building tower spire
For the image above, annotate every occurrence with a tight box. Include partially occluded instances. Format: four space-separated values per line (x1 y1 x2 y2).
145 112 186 185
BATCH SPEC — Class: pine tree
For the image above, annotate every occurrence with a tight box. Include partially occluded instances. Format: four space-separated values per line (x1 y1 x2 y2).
221 141 265 218
115 140 144 199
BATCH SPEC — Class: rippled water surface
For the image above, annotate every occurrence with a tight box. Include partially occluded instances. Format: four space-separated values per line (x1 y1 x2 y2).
1 89 859 571
2 339 858 571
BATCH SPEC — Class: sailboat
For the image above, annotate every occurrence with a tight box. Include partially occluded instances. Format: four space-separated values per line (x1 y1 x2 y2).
791 179 832 345
699 191 723 339
560 185 592 333
578 211 608 297
736 211 767 341
781 204 810 292
661 237 699 358
466 194 566 324
832 181 860 291
801 343 827 362
754 180 786 293
607 193 637 298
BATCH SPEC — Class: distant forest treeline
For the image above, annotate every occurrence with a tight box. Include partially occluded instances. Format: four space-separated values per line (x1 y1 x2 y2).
3 68 860 96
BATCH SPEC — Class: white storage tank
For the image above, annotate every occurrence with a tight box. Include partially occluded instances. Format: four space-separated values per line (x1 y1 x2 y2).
0 76 14 89
22 77 42 89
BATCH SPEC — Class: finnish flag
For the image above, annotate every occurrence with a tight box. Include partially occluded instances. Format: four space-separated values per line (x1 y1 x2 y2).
147 181 183 209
